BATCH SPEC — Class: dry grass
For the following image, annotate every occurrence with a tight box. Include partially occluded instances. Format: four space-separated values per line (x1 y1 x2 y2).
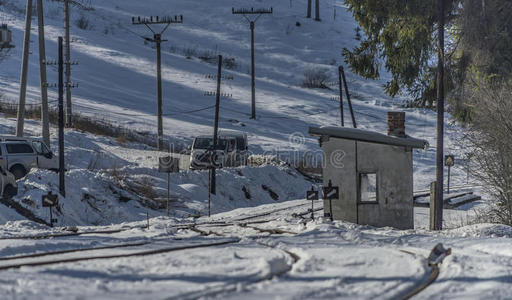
0 101 159 148
137 177 157 200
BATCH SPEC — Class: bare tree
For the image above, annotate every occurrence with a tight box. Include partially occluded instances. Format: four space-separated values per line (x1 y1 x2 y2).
465 79 512 225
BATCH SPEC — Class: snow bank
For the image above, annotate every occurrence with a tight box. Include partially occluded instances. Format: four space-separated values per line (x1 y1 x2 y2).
3 127 312 226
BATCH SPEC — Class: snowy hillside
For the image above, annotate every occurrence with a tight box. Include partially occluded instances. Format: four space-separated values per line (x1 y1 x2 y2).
0 0 470 189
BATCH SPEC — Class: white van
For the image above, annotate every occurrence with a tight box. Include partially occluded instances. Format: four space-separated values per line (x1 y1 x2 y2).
0 136 58 179
218 129 248 166
189 130 248 170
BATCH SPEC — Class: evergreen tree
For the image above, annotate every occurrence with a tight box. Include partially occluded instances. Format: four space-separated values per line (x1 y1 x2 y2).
457 0 512 80
342 0 458 106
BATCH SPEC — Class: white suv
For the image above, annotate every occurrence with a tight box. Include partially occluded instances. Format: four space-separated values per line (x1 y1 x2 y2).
0 165 17 198
0 137 58 179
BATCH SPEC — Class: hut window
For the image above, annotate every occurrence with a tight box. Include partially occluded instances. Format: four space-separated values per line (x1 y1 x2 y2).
359 173 377 203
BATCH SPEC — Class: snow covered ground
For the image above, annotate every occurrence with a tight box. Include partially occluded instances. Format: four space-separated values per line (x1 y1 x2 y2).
0 200 510 299
0 1 508 298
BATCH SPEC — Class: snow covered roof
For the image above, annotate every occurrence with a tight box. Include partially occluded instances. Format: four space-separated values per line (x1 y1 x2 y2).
309 126 429 149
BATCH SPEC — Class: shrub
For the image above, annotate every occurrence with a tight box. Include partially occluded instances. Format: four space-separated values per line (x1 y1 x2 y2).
141 177 156 199
75 15 92 30
199 50 216 63
223 56 237 69
301 68 330 89
183 47 197 59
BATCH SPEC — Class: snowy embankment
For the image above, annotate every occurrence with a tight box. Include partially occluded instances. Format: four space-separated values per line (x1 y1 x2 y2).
0 118 312 226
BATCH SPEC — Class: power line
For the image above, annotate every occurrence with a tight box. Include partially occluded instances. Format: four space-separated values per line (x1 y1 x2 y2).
164 105 215 116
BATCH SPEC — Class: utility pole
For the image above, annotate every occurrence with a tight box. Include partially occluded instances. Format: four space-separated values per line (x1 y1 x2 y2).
64 0 72 127
307 0 312 18
16 0 33 137
58 37 65 197
337 66 344 127
132 15 183 151
315 0 321 21
340 66 357 128
433 0 445 230
232 7 273 119
47 0 88 127
210 55 223 196
37 0 50 146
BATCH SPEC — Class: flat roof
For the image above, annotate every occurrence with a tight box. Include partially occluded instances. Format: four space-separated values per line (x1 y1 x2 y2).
309 126 429 149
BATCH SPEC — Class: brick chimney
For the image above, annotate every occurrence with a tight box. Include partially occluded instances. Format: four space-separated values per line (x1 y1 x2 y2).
387 112 406 137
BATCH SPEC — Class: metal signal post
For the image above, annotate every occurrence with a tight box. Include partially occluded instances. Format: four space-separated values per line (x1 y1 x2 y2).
132 15 183 151
232 7 273 119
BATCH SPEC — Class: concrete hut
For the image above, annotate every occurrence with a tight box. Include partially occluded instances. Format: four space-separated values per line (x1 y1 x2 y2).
309 112 428 229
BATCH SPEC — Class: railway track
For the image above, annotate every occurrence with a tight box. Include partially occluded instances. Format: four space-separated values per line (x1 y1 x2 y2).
0 241 150 261
0 201 317 241
0 238 239 271
400 265 440 300
397 244 451 300
0 228 130 241
0 201 448 299
170 227 301 300
0 215 303 271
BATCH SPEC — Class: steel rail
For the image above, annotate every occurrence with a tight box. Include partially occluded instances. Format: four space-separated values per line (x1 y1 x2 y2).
0 239 239 271
0 241 149 261
0 228 129 240
400 265 440 300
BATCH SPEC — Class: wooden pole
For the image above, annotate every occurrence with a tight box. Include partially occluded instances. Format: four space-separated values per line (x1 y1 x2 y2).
64 0 72 127
433 0 445 230
210 55 222 195
16 0 33 137
307 0 312 18
37 0 50 146
250 22 256 119
338 66 344 127
340 66 357 128
155 33 164 150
